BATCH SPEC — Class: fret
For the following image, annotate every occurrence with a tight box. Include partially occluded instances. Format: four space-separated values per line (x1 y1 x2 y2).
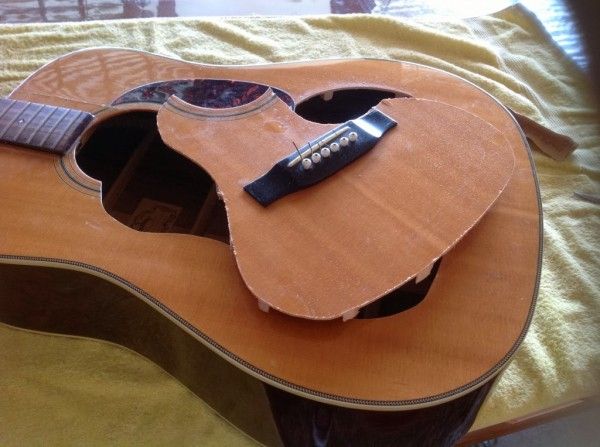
0 99 17 122
45 109 86 153
24 105 57 145
37 107 70 146
0 100 28 139
0 98 94 155
53 109 93 154
3 102 44 143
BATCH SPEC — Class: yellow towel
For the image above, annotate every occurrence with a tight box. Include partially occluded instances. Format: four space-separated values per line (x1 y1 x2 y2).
1 4 598 445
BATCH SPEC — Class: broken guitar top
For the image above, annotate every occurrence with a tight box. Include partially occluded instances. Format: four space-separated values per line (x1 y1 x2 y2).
158 92 515 320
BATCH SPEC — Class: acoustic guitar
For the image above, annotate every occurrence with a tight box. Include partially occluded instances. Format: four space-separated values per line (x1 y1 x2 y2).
0 49 540 420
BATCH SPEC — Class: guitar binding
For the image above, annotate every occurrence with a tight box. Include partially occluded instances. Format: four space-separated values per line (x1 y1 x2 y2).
76 107 440 319
76 83 448 319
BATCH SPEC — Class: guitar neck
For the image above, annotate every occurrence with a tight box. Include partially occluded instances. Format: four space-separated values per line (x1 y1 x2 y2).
0 98 93 155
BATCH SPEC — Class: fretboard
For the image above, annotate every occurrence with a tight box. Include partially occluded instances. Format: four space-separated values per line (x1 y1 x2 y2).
0 98 93 155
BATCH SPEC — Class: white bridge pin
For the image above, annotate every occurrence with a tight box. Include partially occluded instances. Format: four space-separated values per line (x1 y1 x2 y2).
330 142 340 152
321 147 331 158
258 299 270 313
340 136 350 147
415 261 435 284
302 158 313 170
348 131 358 142
342 308 359 322
311 152 322 164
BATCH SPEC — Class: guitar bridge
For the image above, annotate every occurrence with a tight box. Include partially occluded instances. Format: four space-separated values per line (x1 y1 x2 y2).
244 108 397 206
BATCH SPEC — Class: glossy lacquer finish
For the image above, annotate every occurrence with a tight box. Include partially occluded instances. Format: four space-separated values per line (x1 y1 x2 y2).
158 93 514 318
0 49 540 409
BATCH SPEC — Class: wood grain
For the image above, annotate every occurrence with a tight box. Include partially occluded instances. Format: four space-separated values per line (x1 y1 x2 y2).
0 49 540 410
158 95 514 319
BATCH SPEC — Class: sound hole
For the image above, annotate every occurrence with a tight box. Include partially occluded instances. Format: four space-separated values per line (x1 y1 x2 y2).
76 111 229 242
76 109 436 319
295 88 405 124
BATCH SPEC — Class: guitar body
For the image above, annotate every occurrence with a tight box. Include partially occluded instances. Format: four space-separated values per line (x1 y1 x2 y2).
0 49 540 413
158 94 514 319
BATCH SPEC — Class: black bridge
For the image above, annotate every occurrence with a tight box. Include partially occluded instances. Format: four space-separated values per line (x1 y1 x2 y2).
244 108 397 206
